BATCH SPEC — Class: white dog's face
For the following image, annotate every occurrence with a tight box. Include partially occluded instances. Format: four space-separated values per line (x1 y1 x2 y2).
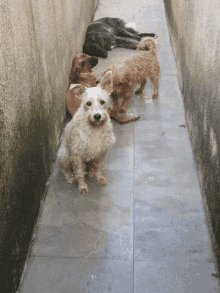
83 86 110 126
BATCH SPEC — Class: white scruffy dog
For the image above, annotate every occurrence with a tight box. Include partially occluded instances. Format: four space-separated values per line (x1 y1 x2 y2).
58 71 116 195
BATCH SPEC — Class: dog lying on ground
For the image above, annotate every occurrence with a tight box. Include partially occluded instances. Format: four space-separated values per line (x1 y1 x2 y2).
58 71 116 195
67 67 140 123
83 17 157 58
66 53 100 116
101 37 160 114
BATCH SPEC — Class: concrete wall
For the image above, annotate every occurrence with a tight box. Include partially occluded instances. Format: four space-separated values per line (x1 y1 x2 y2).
0 0 98 291
163 0 220 279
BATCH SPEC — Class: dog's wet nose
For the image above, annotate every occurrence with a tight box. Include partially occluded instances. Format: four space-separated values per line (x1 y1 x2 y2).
111 92 117 99
89 56 99 67
94 114 101 121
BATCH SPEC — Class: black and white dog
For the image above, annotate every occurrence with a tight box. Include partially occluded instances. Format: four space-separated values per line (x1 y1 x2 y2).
83 17 157 58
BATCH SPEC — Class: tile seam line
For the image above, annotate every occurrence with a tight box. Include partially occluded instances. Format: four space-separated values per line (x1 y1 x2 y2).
30 255 133 261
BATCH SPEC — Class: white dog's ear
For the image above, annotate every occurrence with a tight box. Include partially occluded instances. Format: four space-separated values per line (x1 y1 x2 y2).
69 84 87 97
99 71 113 93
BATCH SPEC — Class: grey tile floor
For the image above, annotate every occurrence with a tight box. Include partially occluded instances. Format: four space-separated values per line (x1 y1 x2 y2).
19 0 219 292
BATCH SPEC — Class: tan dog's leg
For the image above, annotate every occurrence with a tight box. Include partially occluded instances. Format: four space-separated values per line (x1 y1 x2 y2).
118 83 134 113
73 155 89 195
119 91 133 113
135 78 147 94
108 108 139 123
150 76 159 99
109 88 140 123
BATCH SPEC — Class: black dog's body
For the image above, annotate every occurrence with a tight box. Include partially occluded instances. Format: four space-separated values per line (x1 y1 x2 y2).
83 17 157 58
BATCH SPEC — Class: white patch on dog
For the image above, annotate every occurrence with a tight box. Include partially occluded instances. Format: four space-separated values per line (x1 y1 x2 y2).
69 84 79 90
125 22 136 29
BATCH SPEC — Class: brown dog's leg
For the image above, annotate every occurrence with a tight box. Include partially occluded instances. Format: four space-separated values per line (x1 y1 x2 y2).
135 78 147 94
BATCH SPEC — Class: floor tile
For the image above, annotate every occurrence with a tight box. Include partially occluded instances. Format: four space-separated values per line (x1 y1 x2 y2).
20 257 133 293
32 169 133 260
134 185 209 261
134 260 219 293
134 119 188 143
134 158 198 189
106 146 134 171
133 75 185 121
134 136 193 161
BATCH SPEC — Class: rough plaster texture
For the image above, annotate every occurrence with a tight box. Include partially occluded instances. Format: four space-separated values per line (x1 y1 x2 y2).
163 0 220 279
0 0 98 291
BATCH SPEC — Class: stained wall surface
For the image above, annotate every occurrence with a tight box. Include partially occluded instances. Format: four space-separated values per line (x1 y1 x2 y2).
163 0 220 278
0 0 98 291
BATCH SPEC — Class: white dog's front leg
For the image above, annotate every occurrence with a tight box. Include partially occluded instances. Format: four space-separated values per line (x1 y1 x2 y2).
72 155 89 195
94 156 107 185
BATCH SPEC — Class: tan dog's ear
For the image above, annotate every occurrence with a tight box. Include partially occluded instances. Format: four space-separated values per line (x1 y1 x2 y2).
99 71 113 93
69 84 87 97
68 58 79 89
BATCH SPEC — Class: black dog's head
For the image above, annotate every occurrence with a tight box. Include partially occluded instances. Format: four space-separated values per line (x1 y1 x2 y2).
89 56 98 68
83 41 108 58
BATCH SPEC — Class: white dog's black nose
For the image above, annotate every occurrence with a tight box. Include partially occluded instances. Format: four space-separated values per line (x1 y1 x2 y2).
94 114 101 121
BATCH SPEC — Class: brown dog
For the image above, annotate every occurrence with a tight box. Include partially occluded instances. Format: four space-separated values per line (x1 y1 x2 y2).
102 37 160 114
66 53 99 116
67 53 99 89
66 54 139 123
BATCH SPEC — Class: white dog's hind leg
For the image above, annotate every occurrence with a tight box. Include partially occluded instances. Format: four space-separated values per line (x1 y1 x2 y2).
58 146 74 183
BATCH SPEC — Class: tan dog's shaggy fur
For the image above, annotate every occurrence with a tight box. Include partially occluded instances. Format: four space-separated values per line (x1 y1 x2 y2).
58 71 116 195
102 37 160 114
66 53 99 116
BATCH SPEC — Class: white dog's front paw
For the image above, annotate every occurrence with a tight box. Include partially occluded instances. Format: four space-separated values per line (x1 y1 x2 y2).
88 168 96 178
64 172 74 184
96 176 107 185
79 183 89 195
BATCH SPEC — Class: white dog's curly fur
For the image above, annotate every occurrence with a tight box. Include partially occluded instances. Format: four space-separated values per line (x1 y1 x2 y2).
58 71 116 195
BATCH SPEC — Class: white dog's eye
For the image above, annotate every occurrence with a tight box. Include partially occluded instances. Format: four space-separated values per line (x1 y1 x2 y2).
86 101 92 106
100 100 105 105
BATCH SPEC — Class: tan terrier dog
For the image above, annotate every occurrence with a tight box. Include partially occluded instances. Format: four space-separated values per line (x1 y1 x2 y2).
58 71 116 195
102 37 160 115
